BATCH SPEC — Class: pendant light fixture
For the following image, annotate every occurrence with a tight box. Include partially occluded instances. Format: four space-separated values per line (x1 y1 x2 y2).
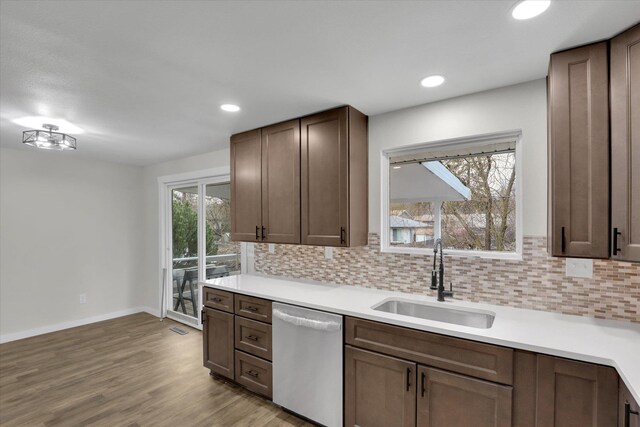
22 123 77 150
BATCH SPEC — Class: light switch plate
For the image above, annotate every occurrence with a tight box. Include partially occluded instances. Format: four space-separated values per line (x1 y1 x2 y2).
324 246 333 260
268 244 275 254
565 258 593 279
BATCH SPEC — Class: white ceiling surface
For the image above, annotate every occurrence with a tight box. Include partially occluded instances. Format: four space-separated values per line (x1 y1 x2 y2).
390 162 471 203
1 1 639 166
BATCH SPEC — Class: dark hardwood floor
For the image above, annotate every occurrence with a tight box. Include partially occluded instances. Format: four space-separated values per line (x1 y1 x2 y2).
0 313 312 426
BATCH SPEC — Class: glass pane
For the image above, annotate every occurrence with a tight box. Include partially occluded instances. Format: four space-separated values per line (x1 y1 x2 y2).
205 183 240 278
171 185 199 318
389 150 516 252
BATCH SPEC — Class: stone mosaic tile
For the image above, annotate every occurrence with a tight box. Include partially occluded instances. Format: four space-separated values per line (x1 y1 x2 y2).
254 234 640 323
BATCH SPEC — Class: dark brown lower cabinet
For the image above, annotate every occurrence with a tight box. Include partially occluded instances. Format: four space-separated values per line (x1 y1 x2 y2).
620 380 640 427
345 345 416 427
202 307 234 379
536 355 618 427
417 366 512 427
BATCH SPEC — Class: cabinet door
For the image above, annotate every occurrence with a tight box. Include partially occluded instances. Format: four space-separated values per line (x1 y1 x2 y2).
548 42 609 258
231 129 262 242
301 107 349 246
620 379 640 427
417 366 512 427
536 355 618 427
345 346 416 427
261 120 300 244
611 24 640 262
202 307 234 379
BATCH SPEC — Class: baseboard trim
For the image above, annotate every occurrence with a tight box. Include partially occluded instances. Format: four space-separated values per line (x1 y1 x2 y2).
0 306 160 344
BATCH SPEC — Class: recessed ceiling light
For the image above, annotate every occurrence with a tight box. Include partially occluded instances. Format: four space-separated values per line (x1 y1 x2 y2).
220 104 240 112
420 75 445 88
512 0 551 20
12 116 84 134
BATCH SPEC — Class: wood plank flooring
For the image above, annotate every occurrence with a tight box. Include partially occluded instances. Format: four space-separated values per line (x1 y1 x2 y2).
0 313 313 427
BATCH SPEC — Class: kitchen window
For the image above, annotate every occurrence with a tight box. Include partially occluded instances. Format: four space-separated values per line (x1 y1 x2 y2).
381 131 522 259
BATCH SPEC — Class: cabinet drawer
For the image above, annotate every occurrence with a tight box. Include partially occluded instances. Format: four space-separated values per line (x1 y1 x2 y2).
202 287 234 313
235 350 272 399
235 316 272 361
346 317 513 385
235 294 272 323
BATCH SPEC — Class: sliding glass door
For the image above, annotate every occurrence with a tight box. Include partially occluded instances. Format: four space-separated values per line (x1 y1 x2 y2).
165 177 240 326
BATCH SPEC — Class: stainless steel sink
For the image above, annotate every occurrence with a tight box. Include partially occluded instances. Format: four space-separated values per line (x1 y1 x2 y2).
372 299 495 329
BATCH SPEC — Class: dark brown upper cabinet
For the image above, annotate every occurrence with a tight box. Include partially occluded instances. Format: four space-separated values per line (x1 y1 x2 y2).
301 106 368 247
231 129 263 242
548 42 610 258
230 120 301 244
261 119 301 244
611 24 640 263
230 106 368 247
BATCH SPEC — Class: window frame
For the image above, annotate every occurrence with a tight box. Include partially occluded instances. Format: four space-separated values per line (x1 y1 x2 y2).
380 131 523 260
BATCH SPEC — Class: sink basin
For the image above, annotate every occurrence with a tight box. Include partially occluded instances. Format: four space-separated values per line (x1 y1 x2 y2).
371 299 495 329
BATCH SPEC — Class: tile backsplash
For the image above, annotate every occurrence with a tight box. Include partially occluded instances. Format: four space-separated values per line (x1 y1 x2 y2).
254 234 640 323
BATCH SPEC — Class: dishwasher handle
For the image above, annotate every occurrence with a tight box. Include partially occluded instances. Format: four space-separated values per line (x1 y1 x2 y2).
272 308 341 332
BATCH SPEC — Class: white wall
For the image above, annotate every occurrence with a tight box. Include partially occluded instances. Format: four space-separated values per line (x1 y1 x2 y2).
0 147 145 340
369 78 547 236
139 148 230 313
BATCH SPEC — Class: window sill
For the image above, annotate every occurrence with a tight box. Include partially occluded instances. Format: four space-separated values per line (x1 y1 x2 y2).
379 245 523 261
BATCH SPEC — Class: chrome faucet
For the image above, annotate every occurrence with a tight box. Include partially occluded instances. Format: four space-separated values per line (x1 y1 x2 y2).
431 239 453 302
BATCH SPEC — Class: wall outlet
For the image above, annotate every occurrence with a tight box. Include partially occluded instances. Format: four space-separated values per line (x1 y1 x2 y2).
324 246 333 260
268 243 275 254
565 258 593 279
79 293 87 304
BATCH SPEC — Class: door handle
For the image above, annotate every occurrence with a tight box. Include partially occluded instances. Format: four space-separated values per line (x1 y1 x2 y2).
421 371 426 397
261 226 266 240
613 228 622 255
406 368 412 391
255 225 259 240
561 226 566 253
625 402 639 427
340 227 346 245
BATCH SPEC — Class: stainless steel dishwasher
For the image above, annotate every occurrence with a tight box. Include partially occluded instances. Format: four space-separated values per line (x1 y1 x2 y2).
272 302 343 427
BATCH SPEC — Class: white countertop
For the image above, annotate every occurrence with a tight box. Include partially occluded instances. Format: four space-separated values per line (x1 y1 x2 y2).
201 274 640 403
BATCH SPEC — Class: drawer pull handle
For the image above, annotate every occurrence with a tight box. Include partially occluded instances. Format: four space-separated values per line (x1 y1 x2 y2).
626 402 639 427
246 335 259 341
211 297 223 303
246 370 259 378
245 306 259 312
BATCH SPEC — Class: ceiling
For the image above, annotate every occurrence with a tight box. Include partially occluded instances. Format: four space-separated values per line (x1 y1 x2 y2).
1 1 639 166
